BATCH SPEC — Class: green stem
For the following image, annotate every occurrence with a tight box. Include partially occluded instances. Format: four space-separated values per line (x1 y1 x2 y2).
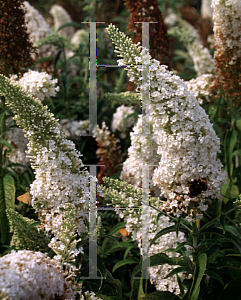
192 221 198 250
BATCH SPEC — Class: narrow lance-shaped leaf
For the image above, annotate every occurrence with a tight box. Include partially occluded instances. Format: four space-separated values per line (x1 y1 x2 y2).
0 173 15 243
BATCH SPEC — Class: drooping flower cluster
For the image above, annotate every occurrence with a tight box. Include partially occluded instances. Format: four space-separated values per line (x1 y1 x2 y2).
93 122 122 183
50 4 75 39
101 178 189 294
111 104 135 138
10 70 59 101
23 1 56 61
107 24 227 221
168 19 215 76
0 0 35 75
70 29 89 50
0 75 91 236
0 250 75 300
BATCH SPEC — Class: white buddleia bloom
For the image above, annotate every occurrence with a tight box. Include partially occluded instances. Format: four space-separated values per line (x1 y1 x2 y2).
0 250 75 300
212 0 241 66
186 74 214 104
10 70 59 101
107 24 227 221
201 0 213 19
59 119 89 139
111 104 135 138
23 1 56 60
168 19 215 76
50 5 75 39
187 42 215 75
71 29 89 50
0 75 92 237
120 115 161 196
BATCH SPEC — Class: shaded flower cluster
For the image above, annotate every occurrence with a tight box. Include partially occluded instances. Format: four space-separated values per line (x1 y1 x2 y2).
124 0 171 66
0 0 35 75
93 122 122 184
210 0 241 106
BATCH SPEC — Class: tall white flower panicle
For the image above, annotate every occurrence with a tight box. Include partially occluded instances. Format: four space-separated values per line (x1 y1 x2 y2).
107 24 227 221
10 70 59 101
0 75 91 236
120 115 161 196
212 0 241 66
50 5 75 39
0 250 75 300
23 1 56 60
201 0 213 19
111 104 135 138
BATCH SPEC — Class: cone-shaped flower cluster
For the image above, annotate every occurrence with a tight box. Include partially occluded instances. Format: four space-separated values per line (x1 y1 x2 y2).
107 24 227 221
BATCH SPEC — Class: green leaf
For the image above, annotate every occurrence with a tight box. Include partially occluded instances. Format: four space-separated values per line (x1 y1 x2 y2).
130 278 145 300
0 173 15 243
0 139 12 153
189 253 207 300
150 226 177 247
98 284 125 300
150 253 186 267
164 266 192 279
221 181 239 204
211 257 241 269
53 49 63 77
57 22 84 32
112 259 138 273
220 214 226 233
224 129 238 180
204 270 224 285
140 291 180 299
218 278 241 300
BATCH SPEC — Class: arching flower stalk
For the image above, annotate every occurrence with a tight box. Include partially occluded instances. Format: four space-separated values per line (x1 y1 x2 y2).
106 24 227 221
0 74 91 237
